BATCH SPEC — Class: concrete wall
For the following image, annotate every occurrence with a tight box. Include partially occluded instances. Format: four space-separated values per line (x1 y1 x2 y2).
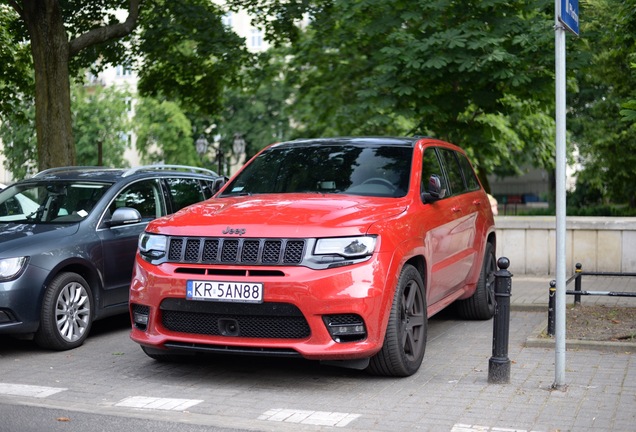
495 216 636 276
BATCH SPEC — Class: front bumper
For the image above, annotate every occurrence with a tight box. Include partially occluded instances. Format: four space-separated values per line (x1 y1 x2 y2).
129 255 394 361
0 265 49 335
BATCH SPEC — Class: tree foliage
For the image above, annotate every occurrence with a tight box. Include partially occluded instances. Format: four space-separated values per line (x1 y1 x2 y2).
569 0 636 207
1 0 143 170
210 51 295 163
242 0 559 189
134 1 249 118
0 81 133 177
134 97 200 167
72 84 131 168
0 0 249 172
0 4 32 122
0 94 37 179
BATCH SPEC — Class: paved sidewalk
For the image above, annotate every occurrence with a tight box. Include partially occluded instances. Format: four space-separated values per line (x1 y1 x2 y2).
0 272 634 432
449 273 636 431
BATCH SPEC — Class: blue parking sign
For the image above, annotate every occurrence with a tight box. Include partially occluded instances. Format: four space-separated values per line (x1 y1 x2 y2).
559 0 580 36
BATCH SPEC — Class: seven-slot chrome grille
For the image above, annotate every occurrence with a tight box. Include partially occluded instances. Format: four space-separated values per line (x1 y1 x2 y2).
167 237 306 265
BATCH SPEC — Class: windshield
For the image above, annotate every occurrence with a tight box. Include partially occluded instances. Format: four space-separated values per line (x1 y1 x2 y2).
0 181 111 223
222 144 413 198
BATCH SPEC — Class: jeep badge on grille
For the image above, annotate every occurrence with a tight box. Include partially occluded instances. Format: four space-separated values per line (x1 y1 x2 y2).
222 227 246 235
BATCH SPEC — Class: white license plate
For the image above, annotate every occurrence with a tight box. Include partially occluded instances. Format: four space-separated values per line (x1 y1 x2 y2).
186 280 263 303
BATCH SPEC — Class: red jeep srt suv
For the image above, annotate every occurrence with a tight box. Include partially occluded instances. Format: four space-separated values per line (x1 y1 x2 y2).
130 137 497 377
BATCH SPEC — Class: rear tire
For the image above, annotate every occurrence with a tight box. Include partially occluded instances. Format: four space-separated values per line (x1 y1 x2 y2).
34 272 93 350
457 242 496 320
367 264 427 377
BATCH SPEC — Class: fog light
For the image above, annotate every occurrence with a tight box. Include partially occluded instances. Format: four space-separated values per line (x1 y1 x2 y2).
133 312 148 325
0 310 15 324
132 304 150 330
323 314 367 343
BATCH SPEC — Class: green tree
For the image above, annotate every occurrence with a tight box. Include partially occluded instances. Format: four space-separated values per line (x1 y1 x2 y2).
569 0 636 207
0 0 248 170
620 63 636 123
72 83 131 167
134 97 200 166
238 0 558 189
1 0 142 170
211 51 295 163
0 5 32 122
0 81 133 178
0 95 37 179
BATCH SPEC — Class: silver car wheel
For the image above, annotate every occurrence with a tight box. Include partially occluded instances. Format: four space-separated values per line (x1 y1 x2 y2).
55 281 91 342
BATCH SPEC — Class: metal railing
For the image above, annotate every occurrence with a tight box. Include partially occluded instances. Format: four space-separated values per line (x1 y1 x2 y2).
547 263 636 336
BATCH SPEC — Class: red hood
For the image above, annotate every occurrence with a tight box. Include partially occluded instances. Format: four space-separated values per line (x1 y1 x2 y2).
149 194 407 237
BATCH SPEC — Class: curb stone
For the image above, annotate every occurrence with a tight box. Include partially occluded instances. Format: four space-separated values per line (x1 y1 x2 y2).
525 322 636 353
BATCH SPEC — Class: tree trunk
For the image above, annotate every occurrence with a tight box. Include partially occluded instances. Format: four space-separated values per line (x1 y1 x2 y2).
22 0 75 171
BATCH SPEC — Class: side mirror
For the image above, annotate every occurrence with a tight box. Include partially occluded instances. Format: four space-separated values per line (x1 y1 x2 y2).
421 174 446 203
108 207 142 227
212 177 228 194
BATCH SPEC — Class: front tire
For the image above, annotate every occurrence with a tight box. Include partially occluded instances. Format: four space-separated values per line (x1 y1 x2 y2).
367 264 427 377
457 242 496 320
34 272 93 350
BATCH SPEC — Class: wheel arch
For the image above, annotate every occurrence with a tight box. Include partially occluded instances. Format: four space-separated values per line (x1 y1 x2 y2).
42 259 103 317
487 231 497 253
404 254 427 295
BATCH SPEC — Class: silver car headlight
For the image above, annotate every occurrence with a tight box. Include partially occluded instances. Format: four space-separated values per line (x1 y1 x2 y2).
314 236 377 258
138 233 168 262
0 257 29 282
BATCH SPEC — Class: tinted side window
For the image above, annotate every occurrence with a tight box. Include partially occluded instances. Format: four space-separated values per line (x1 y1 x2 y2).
166 178 206 211
438 148 465 196
109 179 165 221
457 153 481 191
421 148 446 201
0 196 22 217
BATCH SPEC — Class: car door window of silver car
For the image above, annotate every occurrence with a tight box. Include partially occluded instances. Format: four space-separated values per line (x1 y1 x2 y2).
109 179 165 222
165 178 206 212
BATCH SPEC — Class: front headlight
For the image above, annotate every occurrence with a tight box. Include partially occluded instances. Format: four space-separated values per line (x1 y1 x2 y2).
138 233 167 262
0 257 29 282
314 236 377 258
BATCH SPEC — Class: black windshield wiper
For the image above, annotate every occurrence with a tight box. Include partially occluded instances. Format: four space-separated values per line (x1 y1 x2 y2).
221 191 253 197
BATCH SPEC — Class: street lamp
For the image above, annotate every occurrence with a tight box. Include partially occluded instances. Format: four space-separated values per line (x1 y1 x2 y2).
195 134 209 161
232 133 246 160
232 133 246 170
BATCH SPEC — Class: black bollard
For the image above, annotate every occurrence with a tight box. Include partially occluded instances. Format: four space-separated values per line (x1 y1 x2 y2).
574 263 582 305
547 280 556 336
488 257 512 384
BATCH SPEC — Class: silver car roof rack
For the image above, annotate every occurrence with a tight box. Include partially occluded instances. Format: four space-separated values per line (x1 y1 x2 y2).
122 164 218 177
32 165 218 178
32 166 120 177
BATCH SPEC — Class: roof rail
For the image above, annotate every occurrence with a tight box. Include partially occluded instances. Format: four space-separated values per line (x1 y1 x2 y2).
32 166 119 178
122 164 218 177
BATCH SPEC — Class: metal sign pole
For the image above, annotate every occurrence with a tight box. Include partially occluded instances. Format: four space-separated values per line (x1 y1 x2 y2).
553 0 578 390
